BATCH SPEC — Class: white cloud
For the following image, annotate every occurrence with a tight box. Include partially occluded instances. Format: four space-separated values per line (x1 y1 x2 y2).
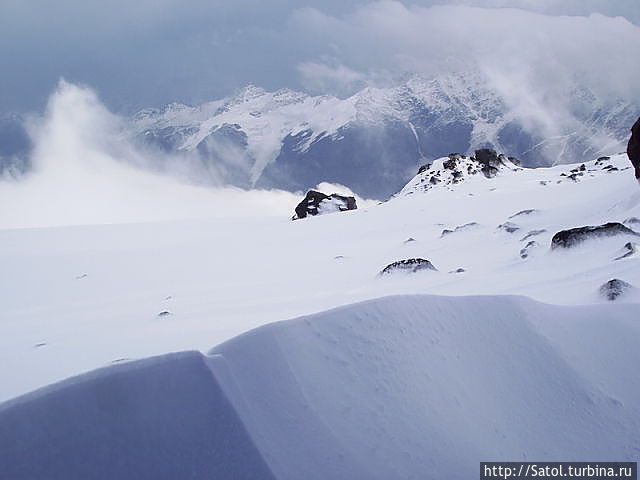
0 81 300 229
291 1 640 148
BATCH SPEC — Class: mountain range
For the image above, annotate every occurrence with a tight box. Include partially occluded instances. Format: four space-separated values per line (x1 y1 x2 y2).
130 72 638 198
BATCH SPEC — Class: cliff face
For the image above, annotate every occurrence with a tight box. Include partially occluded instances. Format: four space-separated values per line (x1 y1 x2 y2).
628 117 640 179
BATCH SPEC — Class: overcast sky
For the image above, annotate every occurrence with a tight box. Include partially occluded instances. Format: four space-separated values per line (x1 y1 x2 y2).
1 0 639 114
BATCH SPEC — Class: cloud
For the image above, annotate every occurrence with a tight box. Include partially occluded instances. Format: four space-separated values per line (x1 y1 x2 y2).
297 62 368 96
1 0 638 113
290 1 640 150
0 81 300 229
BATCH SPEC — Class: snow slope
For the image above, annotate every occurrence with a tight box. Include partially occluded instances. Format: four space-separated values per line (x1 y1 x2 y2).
2 295 639 479
0 150 639 477
0 153 638 402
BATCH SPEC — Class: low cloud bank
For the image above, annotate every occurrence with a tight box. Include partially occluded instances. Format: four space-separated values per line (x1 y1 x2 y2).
0 81 301 229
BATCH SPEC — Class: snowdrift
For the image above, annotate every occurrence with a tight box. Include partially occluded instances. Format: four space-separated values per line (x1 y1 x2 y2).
2 295 639 479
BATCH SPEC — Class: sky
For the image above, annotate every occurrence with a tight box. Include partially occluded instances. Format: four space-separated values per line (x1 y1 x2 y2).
1 0 639 114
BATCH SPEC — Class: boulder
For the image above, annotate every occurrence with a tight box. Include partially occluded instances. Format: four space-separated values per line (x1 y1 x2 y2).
293 190 357 220
551 223 639 249
380 258 438 275
599 279 635 301
627 117 640 179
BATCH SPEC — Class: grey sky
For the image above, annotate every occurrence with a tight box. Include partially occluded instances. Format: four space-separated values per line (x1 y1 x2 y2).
1 0 639 114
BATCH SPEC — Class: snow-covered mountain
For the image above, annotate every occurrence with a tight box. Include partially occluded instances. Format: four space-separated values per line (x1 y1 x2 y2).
130 73 638 198
1 150 639 478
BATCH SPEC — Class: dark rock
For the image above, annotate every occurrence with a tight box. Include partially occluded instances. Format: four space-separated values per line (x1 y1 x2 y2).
475 149 502 179
441 222 478 237
614 242 638 261
521 229 547 242
497 222 520 233
551 223 639 249
509 209 538 219
404 237 416 244
449 268 466 274
599 279 635 301
443 157 458 170
157 311 172 318
596 156 611 164
520 241 538 259
380 258 438 275
293 190 357 220
627 117 640 179
507 156 520 166
417 164 430 174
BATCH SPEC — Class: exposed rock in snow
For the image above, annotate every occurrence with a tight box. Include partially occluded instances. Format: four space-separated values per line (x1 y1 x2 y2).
379 258 438 275
520 241 539 259
614 242 639 261
598 279 635 301
441 222 478 237
627 117 640 179
497 221 520 233
551 223 639 249
509 209 538 219
399 150 521 195
293 190 356 220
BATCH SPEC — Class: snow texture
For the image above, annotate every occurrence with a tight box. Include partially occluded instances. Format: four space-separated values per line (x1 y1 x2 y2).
1 295 639 479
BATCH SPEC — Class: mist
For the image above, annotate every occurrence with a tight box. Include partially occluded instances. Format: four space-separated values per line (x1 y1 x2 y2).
0 81 303 230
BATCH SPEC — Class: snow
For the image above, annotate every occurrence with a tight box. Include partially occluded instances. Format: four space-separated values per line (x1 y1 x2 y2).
0 143 639 477
129 74 637 191
2 295 639 479
0 153 638 403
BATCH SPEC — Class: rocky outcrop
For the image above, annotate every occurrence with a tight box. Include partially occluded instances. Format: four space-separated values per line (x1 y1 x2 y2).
379 258 438 275
399 150 521 195
599 279 635 301
551 223 639 249
627 117 640 179
293 191 357 220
